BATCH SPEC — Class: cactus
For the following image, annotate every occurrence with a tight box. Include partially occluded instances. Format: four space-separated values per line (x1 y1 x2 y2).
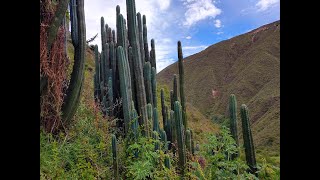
170 90 174 110
117 46 133 135
128 46 137 105
137 12 145 64
69 0 78 46
164 155 171 169
126 0 149 136
61 0 86 123
152 131 160 151
160 89 167 131
131 107 139 141
116 5 120 45
240 104 257 175
144 62 153 105
173 74 178 102
186 129 192 154
160 130 168 151
166 107 172 148
112 29 116 44
147 103 153 130
108 77 113 116
107 27 112 43
150 39 156 70
143 15 150 63
94 45 100 101
178 41 187 129
104 43 110 84
111 134 119 180
153 107 160 133
100 17 107 85
229 94 239 159
151 67 157 108
174 101 186 175
170 110 176 145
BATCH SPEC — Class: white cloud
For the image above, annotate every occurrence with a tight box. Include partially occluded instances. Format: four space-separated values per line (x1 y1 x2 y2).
182 0 222 27
216 31 223 35
256 0 279 11
156 0 171 11
214 19 221 28
186 36 192 39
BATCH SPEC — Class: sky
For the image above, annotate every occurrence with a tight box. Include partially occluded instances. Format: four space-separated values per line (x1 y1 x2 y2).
83 0 280 73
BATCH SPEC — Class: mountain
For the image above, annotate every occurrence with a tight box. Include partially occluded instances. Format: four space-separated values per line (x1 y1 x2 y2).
157 20 280 154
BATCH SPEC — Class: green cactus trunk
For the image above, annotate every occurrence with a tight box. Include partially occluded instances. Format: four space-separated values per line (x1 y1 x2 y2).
160 89 167 131
61 0 86 123
108 77 113 116
170 110 176 146
152 131 160 151
128 46 137 106
147 103 153 130
178 41 187 129
126 0 149 136
142 15 150 63
229 94 239 159
174 101 186 175
117 46 133 135
173 74 178 102
164 155 171 169
110 42 117 104
160 129 168 151
170 90 174 111
111 134 119 180
240 104 257 175
131 107 139 141
150 39 156 71
151 67 157 108
153 107 160 133
185 129 192 154
94 45 100 101
137 12 145 64
144 62 153 105
100 17 107 85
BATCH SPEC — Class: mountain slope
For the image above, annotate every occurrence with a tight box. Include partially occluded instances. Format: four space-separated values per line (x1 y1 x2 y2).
157 20 280 153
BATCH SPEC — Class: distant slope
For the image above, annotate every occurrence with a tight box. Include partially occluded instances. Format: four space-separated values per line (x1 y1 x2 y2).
157 20 280 153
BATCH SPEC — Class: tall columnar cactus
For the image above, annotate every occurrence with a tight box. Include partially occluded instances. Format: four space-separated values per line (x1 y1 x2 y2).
111 134 119 180
164 155 171 169
150 39 156 70
94 45 100 101
173 74 178 102
153 107 160 133
240 104 257 175
126 0 149 136
174 101 186 175
108 77 114 116
116 5 120 45
151 67 157 108
110 42 117 102
112 29 116 44
147 103 153 129
170 90 174 110
160 89 167 131
152 131 160 151
107 27 112 43
144 62 153 105
178 41 187 129
69 0 78 46
160 129 168 151
229 94 239 159
170 110 176 145
131 107 139 141
105 43 110 84
137 12 145 64
61 0 86 123
166 107 172 146
142 15 150 63
185 129 192 154
100 17 107 85
117 46 133 135
128 46 136 105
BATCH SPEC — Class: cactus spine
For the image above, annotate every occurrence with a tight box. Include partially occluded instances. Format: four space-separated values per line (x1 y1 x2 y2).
240 104 257 175
111 134 119 180
178 41 187 129
117 46 133 135
61 0 86 123
174 101 186 175
126 0 149 136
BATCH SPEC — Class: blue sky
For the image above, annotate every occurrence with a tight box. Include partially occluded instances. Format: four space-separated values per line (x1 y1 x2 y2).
84 0 280 72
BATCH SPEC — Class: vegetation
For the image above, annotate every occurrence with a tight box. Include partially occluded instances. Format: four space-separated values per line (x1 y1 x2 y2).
40 0 279 179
